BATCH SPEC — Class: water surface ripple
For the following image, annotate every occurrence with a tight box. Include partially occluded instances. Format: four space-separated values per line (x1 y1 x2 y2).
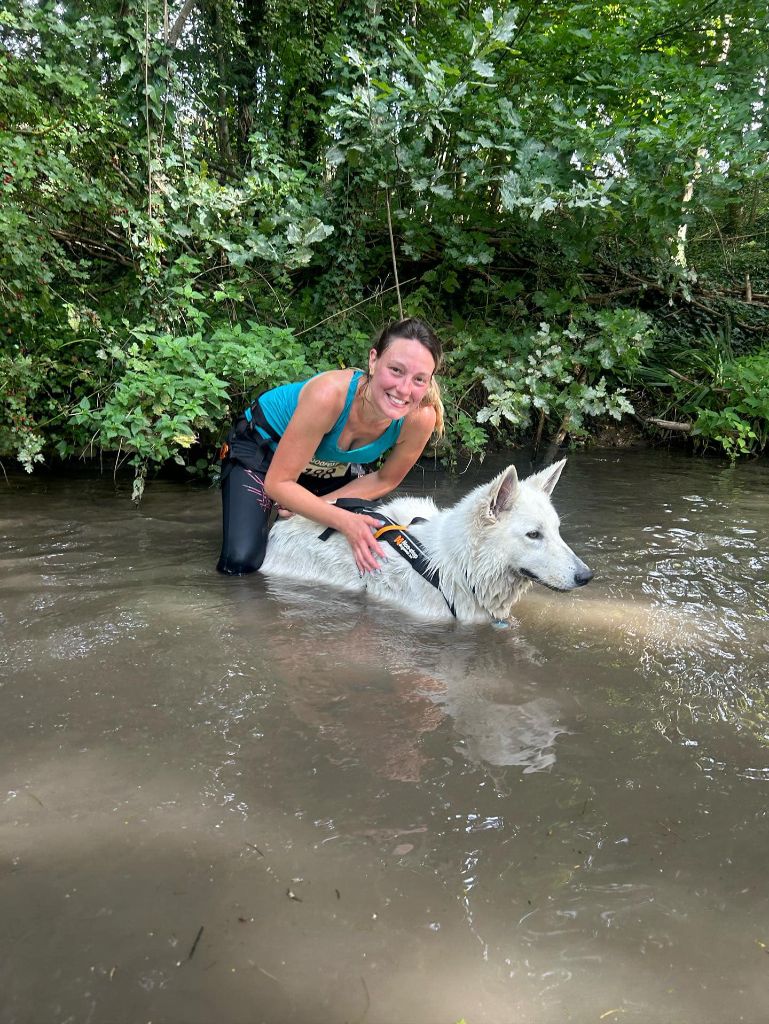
1 450 768 1024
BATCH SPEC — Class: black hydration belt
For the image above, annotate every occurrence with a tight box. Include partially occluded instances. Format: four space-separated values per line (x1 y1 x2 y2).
218 396 283 480
318 499 457 618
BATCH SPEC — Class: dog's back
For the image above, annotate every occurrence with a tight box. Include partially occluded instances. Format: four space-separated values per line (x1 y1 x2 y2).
261 494 439 591
260 462 592 623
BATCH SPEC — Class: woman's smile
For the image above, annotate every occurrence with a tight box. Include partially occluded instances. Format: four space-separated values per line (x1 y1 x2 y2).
385 392 408 409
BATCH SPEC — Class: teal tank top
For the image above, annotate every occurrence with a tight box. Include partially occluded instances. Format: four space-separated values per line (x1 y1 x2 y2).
255 370 403 465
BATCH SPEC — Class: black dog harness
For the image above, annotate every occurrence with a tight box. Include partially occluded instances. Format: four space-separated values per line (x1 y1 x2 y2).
318 499 457 618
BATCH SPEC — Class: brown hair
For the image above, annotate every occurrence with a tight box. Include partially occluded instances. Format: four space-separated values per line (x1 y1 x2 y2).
372 318 445 437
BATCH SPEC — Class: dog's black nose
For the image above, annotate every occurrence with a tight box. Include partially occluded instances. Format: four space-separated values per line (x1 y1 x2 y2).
574 568 593 587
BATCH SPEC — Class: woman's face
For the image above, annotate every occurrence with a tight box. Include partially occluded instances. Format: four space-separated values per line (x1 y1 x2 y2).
367 337 435 420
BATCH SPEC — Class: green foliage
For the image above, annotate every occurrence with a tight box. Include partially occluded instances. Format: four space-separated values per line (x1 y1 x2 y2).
687 352 769 459
638 321 769 458
448 308 654 446
2 0 769 485
639 325 769 458
67 322 312 499
0 351 47 472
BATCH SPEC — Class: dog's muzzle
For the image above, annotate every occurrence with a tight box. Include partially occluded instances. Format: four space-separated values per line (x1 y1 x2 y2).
520 566 594 591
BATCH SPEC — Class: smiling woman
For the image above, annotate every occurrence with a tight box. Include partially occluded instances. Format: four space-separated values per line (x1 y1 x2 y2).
216 318 444 576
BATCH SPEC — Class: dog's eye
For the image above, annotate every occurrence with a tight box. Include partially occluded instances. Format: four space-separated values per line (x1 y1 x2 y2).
526 530 542 540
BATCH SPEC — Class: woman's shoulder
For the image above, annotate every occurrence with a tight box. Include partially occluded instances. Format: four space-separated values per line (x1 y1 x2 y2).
402 402 437 436
294 368 357 422
299 368 357 404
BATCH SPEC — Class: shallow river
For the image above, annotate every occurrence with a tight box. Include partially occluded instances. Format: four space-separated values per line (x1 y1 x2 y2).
1 449 768 1024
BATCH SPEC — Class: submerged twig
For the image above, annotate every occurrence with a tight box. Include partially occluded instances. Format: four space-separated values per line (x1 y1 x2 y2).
356 976 371 1023
187 925 204 961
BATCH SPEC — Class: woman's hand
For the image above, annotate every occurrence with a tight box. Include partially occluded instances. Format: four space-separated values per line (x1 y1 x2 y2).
340 511 386 574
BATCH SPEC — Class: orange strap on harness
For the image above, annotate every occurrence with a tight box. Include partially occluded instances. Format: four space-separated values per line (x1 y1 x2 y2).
373 523 410 540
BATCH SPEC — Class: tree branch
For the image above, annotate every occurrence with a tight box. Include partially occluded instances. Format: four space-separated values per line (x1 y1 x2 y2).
168 0 197 46
647 418 693 432
639 0 722 48
49 228 135 267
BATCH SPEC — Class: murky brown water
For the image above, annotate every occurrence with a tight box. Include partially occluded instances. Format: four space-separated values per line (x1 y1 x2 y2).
1 450 768 1024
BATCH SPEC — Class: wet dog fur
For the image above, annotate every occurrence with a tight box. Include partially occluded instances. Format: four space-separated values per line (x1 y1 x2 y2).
260 459 593 624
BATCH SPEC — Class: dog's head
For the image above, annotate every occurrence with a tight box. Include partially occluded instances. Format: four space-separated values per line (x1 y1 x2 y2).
476 459 593 593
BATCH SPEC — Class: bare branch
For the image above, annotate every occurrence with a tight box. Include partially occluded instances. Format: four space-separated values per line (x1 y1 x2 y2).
647 418 693 433
168 0 197 47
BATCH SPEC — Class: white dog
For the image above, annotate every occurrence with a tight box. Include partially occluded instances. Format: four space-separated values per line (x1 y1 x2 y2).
260 459 593 624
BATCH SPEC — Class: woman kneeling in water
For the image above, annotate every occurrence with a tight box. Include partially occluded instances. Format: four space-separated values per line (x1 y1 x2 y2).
216 318 444 576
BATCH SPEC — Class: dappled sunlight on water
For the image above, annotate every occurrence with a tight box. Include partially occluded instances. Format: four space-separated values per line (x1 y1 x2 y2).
1 451 768 1023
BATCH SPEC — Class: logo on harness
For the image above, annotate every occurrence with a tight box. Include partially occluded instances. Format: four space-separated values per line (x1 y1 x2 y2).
394 534 421 561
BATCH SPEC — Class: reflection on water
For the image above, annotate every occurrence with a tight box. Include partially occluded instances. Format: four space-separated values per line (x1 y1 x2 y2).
1 451 769 1024
260 582 565 777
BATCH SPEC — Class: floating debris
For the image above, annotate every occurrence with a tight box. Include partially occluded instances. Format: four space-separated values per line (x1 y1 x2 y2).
393 843 414 856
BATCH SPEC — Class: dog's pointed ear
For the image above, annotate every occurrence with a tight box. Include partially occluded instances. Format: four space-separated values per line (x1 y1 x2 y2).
488 465 520 519
529 458 567 496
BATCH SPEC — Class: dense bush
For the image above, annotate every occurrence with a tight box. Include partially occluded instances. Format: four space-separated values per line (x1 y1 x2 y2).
2 0 768 490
